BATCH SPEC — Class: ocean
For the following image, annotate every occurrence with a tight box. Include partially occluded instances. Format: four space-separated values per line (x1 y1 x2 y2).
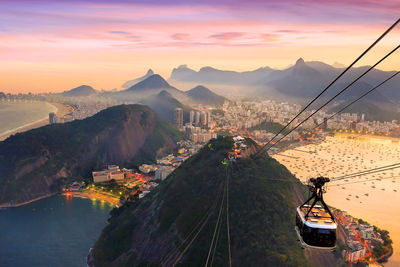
0 101 57 137
273 134 400 266
0 195 113 267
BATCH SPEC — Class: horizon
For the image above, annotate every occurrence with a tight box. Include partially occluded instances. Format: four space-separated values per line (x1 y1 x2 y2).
1 0 399 93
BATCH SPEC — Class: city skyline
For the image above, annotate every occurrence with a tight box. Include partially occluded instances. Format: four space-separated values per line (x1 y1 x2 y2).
1 0 399 93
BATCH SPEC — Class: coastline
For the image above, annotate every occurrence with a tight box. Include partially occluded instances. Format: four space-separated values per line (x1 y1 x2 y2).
68 190 120 207
0 193 58 209
272 132 398 265
0 102 73 141
0 190 120 209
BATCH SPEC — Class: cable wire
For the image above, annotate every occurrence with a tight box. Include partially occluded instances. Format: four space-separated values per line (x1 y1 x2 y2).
334 175 400 187
265 45 399 152
310 71 399 133
331 163 400 182
205 179 227 267
226 167 232 267
257 18 400 154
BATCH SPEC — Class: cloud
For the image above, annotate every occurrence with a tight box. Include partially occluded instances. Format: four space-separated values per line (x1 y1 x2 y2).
210 32 244 40
171 33 190 40
262 33 280 42
108 30 131 35
275 29 301 33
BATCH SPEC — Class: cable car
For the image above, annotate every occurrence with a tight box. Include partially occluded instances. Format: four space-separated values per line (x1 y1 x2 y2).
295 177 337 249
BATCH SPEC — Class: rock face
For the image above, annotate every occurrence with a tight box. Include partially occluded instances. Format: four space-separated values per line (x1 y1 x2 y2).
90 137 309 266
122 69 155 89
0 105 182 206
62 85 96 97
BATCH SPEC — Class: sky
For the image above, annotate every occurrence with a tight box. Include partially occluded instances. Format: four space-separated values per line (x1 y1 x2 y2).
0 0 399 93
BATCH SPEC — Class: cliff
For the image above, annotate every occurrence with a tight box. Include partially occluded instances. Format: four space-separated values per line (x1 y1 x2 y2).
0 104 182 206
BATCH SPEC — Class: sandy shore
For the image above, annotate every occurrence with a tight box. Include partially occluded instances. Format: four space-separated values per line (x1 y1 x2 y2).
70 190 120 207
0 102 73 141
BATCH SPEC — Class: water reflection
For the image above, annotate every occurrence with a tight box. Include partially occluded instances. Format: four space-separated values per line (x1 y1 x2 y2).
274 134 400 266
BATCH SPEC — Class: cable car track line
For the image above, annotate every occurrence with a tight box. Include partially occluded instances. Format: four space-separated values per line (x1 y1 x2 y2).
205 179 227 267
311 72 399 132
226 167 232 267
265 45 399 152
332 165 400 182
331 162 400 181
164 182 223 267
333 175 400 187
256 18 400 155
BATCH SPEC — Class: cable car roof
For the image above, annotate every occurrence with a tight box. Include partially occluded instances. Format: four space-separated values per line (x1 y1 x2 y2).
297 206 337 230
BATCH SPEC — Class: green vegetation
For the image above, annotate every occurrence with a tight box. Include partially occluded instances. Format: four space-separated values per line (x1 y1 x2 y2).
251 120 290 135
91 136 309 266
372 226 393 262
0 104 182 205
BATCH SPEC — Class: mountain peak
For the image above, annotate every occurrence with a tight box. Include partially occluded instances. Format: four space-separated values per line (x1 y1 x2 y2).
186 85 226 105
122 69 156 89
295 57 305 65
62 85 96 97
127 74 171 91
157 90 173 98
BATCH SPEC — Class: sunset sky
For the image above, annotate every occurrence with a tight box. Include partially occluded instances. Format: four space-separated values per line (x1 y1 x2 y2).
0 0 399 93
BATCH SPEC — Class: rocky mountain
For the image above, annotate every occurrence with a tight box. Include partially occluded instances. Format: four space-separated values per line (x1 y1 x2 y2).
115 74 186 102
170 64 273 85
62 85 96 97
169 60 400 106
0 105 182 206
140 90 191 124
186 85 227 106
122 69 154 89
126 74 176 92
89 136 311 266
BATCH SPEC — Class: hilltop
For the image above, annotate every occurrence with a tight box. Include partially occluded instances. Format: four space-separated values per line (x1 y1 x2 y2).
0 104 182 206
140 90 191 124
62 85 96 97
186 85 227 106
126 74 173 91
89 136 310 266
117 74 228 106
122 69 155 89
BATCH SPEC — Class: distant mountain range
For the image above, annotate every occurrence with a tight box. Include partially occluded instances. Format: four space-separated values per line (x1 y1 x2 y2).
62 85 96 97
169 59 400 121
118 74 226 107
170 64 273 85
89 137 311 266
122 69 154 89
0 105 182 206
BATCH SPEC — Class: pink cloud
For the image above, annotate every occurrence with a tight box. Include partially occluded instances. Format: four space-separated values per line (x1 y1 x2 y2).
170 33 190 40
210 32 244 40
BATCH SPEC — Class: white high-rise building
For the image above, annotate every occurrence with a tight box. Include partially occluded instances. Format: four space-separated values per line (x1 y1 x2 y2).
174 108 183 129
190 110 195 125
195 111 201 125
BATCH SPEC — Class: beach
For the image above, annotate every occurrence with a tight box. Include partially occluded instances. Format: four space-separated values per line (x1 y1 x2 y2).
0 102 73 141
68 190 120 207
273 133 400 266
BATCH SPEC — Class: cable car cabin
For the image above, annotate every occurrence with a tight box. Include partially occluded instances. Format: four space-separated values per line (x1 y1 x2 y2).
295 204 337 249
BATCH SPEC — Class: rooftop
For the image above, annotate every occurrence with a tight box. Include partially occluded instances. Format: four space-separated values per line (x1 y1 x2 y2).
298 205 336 229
